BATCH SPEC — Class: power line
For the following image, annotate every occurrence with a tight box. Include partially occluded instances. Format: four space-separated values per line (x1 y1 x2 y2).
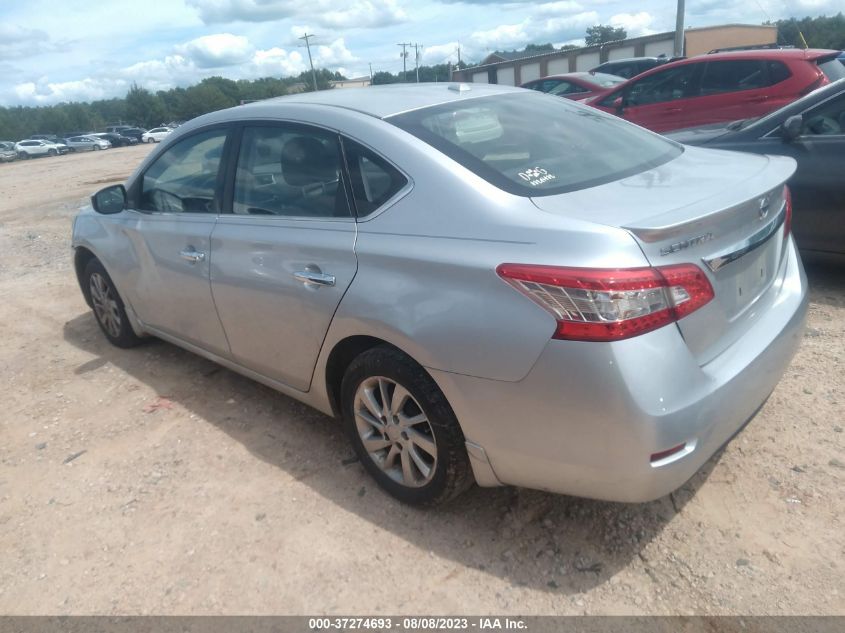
299 32 318 91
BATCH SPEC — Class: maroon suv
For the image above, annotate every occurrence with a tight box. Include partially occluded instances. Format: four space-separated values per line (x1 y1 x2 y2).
587 48 845 132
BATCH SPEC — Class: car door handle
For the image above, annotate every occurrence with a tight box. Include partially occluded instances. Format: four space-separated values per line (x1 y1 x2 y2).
293 271 336 287
744 96 768 103
180 249 206 263
664 107 683 113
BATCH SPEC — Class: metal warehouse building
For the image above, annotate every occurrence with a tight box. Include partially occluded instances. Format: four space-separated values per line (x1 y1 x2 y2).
451 24 778 86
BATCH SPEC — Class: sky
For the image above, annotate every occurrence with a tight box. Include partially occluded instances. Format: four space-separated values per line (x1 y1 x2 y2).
0 0 840 106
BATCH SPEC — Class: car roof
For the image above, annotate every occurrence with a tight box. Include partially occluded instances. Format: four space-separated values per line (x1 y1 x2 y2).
686 48 838 62
530 72 620 82
597 57 660 64
240 82 525 119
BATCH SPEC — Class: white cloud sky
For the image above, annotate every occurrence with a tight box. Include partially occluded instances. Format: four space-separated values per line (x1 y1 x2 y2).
0 0 840 106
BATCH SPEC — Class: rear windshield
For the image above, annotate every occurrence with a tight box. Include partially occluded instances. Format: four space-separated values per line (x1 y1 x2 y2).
388 92 681 197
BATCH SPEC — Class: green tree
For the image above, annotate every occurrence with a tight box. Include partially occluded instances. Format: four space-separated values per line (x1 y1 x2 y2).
774 13 845 49
177 83 237 120
585 25 627 46
125 83 167 128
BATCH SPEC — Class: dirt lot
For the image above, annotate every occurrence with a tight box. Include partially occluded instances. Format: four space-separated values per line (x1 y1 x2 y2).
0 145 842 615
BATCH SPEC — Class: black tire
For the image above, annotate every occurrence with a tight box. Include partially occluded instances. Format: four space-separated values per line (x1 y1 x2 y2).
146 137 155 143
93 145 101 151
341 345 473 506
18 152 29 160
83 258 143 348
48 148 57 156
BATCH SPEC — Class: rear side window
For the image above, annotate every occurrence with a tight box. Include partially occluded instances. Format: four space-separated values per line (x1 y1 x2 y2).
625 64 700 106
342 138 408 216
767 61 791 84
388 92 681 197
231 125 350 218
700 60 766 95
548 81 586 96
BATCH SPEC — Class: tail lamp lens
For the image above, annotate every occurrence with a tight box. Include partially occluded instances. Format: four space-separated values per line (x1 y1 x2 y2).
496 263 714 342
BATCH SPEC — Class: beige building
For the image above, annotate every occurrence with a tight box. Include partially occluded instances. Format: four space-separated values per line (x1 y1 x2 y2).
452 24 778 86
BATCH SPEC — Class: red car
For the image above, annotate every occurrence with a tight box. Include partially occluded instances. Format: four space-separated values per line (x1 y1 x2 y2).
520 72 627 101
586 48 845 132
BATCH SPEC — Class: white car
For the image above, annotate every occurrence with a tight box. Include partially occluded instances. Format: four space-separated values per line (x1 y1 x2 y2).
141 127 172 143
14 139 69 158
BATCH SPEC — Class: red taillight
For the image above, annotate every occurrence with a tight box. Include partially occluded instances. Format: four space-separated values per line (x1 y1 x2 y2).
783 185 793 238
496 263 714 342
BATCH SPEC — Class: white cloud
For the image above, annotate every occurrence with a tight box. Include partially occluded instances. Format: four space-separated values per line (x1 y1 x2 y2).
470 10 598 50
186 0 406 28
609 12 655 37
177 33 255 68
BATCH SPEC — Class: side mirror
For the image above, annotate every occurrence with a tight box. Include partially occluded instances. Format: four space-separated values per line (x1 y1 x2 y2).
612 96 625 113
92 184 126 214
782 115 803 142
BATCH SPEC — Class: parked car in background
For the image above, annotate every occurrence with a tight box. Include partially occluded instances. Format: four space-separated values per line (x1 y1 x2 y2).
119 128 146 142
589 49 845 132
669 79 845 257
73 84 807 506
15 139 69 158
521 72 626 100
29 134 59 142
65 136 111 152
0 141 18 162
590 56 675 79
105 125 133 134
141 127 172 143
92 132 137 147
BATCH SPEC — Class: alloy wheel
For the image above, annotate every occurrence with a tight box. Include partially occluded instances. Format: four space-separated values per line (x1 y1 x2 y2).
89 272 122 338
353 376 437 488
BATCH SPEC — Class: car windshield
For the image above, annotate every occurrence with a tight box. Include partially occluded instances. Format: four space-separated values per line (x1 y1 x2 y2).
819 58 845 82
388 92 681 196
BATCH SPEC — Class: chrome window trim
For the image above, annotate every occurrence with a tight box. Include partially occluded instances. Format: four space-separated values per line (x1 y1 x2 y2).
702 199 787 272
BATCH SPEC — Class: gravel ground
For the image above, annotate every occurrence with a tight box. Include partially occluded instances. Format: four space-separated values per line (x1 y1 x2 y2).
0 145 842 615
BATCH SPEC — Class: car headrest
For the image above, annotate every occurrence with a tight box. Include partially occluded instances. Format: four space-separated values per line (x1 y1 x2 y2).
280 136 335 187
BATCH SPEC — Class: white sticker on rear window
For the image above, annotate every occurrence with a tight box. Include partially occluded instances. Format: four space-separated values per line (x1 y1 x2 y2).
518 167 556 186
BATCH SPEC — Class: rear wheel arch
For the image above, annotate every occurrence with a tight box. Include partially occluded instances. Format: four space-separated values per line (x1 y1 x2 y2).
325 335 401 417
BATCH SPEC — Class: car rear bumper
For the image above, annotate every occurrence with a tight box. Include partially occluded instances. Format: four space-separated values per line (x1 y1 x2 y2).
429 238 808 502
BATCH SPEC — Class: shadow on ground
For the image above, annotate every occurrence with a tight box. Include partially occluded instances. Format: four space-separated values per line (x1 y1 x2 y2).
63 312 724 595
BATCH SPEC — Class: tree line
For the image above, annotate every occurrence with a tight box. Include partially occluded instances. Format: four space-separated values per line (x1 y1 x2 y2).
0 70 343 141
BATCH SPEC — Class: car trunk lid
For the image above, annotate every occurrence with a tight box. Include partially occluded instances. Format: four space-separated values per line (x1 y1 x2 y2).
531 146 796 364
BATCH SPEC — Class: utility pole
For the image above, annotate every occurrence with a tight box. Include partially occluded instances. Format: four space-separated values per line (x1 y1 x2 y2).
299 32 318 91
673 0 685 57
397 43 411 81
413 43 422 82
368 62 373 80
457 43 461 66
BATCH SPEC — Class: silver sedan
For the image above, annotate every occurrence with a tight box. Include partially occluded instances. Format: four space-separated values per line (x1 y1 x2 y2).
72 84 808 505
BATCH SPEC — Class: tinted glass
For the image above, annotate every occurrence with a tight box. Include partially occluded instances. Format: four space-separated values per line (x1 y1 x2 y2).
231 126 350 218
342 138 408 216
589 72 627 88
700 60 766 95
140 128 228 213
625 64 699 105
819 59 845 82
389 92 681 197
548 81 585 96
767 61 791 84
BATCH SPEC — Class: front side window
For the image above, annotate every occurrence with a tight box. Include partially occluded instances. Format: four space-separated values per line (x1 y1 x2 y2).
140 128 228 213
231 125 350 218
700 60 767 95
626 64 700 106
389 92 681 197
